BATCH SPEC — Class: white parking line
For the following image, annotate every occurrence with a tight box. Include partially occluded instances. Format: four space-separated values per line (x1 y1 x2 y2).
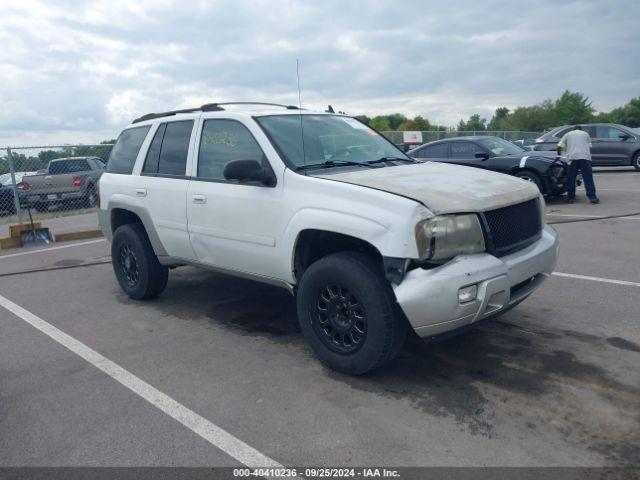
553 272 640 288
0 293 282 470
0 238 106 260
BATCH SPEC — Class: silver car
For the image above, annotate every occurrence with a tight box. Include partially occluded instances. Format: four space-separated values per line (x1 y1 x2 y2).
533 123 640 171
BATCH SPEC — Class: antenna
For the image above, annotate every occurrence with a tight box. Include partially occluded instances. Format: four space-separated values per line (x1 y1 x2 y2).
296 59 307 170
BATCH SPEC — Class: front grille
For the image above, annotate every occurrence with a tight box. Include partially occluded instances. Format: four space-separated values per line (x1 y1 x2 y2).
482 198 541 256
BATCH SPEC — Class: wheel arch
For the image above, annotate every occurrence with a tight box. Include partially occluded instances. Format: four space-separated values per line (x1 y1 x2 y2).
292 229 384 283
510 167 548 194
105 198 168 257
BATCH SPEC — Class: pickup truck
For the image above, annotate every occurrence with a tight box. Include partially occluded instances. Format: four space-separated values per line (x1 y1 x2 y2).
99 103 559 374
21 157 105 211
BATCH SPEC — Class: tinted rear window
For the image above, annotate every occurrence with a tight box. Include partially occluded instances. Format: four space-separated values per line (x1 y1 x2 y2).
414 143 448 158
49 159 91 174
157 121 193 176
107 126 151 174
142 123 167 174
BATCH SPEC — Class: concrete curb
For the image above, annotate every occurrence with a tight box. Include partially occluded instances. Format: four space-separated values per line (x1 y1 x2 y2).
0 228 103 250
54 229 104 243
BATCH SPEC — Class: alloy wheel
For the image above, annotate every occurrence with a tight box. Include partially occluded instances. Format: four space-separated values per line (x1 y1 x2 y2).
314 284 367 354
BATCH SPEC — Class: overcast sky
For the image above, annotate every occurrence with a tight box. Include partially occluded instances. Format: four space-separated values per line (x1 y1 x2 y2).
1 0 639 145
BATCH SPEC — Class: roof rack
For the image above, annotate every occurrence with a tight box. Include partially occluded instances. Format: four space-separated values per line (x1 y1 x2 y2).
132 102 300 124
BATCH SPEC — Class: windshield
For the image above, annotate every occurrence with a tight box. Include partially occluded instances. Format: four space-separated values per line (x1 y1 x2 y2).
477 137 525 156
255 114 409 169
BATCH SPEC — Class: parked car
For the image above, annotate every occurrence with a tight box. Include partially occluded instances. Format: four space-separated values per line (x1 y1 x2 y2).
99 103 558 374
409 136 567 196
533 123 640 171
21 157 105 211
0 171 36 215
0 171 38 186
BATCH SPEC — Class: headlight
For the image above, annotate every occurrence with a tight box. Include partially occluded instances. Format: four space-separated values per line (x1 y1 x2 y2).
415 214 485 261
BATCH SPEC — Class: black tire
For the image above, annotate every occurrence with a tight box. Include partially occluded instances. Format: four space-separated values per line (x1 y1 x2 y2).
111 223 168 300
632 152 640 172
515 170 544 193
34 202 48 212
296 252 407 375
84 184 98 208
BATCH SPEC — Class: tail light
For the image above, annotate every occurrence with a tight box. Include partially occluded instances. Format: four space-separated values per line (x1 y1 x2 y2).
17 181 29 190
73 175 81 187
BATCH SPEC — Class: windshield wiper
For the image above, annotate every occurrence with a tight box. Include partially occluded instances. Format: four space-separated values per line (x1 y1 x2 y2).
364 157 418 165
295 160 373 171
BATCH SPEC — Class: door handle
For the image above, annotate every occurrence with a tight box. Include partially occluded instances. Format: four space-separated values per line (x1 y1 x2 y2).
192 194 207 204
135 188 147 197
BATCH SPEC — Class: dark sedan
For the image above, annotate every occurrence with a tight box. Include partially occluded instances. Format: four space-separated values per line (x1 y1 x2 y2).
409 136 567 196
533 123 640 171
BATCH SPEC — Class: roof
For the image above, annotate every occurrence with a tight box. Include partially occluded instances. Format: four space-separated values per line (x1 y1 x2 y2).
130 102 331 124
418 135 499 146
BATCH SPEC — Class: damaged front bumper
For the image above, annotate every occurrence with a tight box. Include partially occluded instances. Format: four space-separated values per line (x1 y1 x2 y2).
393 225 559 337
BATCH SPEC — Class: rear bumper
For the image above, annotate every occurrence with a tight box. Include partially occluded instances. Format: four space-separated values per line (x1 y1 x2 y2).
393 225 559 337
27 190 85 203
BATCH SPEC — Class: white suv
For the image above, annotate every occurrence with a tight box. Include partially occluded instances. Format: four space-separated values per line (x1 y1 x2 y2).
99 102 559 374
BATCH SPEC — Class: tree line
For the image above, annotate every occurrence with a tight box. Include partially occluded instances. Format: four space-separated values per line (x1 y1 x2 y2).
356 91 640 133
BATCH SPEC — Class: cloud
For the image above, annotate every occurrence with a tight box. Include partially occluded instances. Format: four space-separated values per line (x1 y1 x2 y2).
0 0 639 145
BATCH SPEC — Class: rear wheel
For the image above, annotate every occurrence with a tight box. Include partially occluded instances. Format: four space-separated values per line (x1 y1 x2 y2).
111 223 168 299
296 252 407 375
515 170 544 193
632 152 640 172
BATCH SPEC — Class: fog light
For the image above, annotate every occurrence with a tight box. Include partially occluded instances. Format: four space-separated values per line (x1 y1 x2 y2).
458 285 478 303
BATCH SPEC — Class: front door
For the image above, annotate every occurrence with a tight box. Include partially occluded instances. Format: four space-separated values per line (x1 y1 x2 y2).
592 125 633 165
449 141 490 168
186 118 284 278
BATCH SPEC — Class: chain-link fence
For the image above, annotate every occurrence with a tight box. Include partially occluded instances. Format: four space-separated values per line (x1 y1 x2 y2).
1 144 113 245
382 130 542 147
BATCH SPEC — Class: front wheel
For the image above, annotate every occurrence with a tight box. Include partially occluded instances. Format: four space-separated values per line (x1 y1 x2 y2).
296 252 407 375
632 152 640 172
515 170 544 193
111 223 168 299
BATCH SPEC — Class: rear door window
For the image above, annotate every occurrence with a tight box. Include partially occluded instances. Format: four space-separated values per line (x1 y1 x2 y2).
157 121 194 176
413 143 448 159
142 123 167 174
553 127 572 139
107 126 151 174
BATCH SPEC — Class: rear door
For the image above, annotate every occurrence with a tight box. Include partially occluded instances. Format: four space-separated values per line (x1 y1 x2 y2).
592 125 632 165
410 142 449 162
136 120 196 260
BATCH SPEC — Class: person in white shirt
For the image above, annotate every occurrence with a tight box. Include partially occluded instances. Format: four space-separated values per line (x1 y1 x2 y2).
557 126 600 204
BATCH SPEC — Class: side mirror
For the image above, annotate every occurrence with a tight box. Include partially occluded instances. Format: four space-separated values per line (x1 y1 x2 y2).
223 159 275 186
474 152 490 160
619 134 631 141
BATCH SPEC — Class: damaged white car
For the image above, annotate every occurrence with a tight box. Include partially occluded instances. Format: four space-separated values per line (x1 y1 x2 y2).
99 103 559 374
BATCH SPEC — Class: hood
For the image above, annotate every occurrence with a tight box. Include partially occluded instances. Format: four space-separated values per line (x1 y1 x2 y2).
317 162 540 214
